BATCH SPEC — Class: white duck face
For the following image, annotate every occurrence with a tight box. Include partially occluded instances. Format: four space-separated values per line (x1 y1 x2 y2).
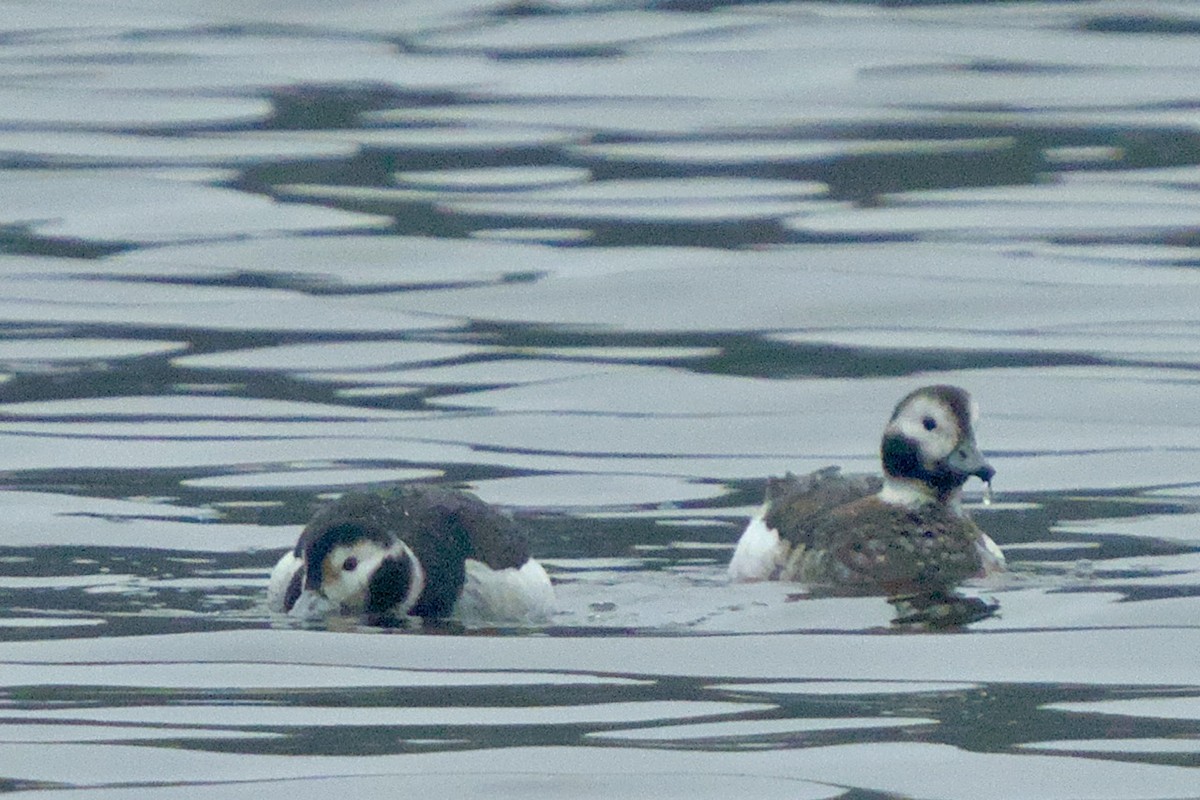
880 385 994 505
291 523 425 618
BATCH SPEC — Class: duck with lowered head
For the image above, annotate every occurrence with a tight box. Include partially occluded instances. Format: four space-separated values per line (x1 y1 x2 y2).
268 485 555 626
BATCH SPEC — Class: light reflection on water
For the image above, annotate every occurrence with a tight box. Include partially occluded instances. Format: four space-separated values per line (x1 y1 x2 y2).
1 0 1200 796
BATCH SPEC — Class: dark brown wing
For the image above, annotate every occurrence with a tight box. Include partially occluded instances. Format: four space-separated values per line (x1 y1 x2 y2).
763 467 881 549
307 485 530 568
394 485 530 570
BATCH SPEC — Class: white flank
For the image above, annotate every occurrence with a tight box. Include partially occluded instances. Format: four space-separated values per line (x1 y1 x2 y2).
727 509 785 582
266 550 301 613
975 532 1007 576
455 558 556 624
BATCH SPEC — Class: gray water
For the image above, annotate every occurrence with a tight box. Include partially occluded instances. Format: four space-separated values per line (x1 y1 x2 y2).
1 1 1200 797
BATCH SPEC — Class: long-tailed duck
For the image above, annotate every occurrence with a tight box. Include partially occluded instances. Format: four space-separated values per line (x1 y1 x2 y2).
729 385 1003 624
268 485 555 625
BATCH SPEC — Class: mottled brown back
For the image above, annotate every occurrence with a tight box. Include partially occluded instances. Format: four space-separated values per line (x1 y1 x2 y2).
763 467 882 548
814 496 985 593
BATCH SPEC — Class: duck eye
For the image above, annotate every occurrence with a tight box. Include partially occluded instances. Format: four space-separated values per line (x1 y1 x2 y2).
922 416 937 431
341 556 358 572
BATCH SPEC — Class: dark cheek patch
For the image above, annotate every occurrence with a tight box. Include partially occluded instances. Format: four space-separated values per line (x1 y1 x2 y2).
366 556 413 615
881 433 923 480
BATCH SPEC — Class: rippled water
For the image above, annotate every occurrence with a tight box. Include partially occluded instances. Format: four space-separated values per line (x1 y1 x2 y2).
2 1 1200 796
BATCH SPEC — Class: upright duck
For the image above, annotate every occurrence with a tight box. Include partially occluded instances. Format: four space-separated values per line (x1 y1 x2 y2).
729 384 1003 624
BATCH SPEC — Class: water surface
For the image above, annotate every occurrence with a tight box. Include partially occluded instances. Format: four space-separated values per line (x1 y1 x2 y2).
1 1 1199 797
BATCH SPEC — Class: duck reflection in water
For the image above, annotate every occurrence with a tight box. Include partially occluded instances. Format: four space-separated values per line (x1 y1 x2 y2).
729 384 1004 627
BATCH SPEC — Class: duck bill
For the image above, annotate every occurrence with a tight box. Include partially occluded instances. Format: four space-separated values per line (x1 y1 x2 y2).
289 589 337 618
945 437 995 484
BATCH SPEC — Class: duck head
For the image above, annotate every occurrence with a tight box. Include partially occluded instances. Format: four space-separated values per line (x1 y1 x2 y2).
289 521 425 619
879 384 994 506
